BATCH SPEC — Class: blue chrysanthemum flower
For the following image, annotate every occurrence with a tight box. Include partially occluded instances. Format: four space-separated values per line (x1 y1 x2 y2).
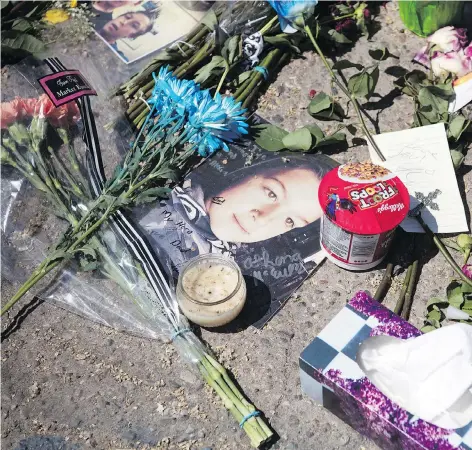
268 0 317 33
213 93 249 141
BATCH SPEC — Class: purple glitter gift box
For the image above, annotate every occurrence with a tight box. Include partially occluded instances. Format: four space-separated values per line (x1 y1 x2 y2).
299 291 472 450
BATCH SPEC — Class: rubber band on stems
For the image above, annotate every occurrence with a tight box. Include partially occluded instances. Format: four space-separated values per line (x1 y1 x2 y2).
254 66 268 80
239 411 261 428
171 327 192 341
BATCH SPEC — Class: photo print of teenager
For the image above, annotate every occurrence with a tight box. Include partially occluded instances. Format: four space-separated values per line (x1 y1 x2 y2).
93 0 214 63
136 138 337 328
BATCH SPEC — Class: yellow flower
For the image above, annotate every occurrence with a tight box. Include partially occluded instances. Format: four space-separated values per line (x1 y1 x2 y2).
44 8 70 24
70 0 78 7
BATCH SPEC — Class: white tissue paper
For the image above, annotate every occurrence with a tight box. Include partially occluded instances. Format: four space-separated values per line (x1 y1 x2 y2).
356 324 472 429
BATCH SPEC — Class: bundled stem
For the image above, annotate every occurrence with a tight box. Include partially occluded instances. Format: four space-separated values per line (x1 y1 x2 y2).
373 262 394 302
401 260 419 320
394 264 412 315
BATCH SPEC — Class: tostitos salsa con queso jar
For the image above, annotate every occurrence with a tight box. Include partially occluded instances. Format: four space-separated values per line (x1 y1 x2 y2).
318 162 410 271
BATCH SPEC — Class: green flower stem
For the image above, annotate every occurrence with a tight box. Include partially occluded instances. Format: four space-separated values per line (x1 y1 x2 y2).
373 262 394 302
304 25 386 162
401 260 419 320
319 13 356 26
258 15 279 35
232 75 254 100
174 40 214 78
47 146 82 196
1 259 61 316
414 214 472 287
394 264 412 315
215 63 230 95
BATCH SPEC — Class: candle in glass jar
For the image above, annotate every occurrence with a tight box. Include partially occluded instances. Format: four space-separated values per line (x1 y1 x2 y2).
177 255 246 328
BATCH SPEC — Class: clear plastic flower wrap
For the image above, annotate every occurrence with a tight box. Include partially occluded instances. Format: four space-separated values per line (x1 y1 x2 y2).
1 57 273 447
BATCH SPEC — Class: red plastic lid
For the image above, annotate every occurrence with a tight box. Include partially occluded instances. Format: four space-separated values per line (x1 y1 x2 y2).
318 162 410 235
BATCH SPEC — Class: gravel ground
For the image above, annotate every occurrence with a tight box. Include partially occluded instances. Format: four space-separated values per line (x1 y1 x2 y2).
2 3 472 450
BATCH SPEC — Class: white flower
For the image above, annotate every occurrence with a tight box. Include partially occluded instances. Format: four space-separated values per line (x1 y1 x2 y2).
427 26 468 53
431 51 471 78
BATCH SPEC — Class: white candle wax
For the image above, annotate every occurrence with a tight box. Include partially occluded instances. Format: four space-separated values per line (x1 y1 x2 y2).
177 256 246 328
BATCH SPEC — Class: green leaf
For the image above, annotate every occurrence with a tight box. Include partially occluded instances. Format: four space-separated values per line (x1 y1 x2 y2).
369 47 391 61
253 124 288 151
457 234 472 250
348 71 372 98
447 283 464 308
308 92 345 121
333 60 364 71
282 128 312 151
80 261 99 272
194 56 226 84
426 297 449 310
462 283 472 294
201 10 218 30
328 29 352 44
308 92 332 114
11 18 33 32
421 324 437 333
78 245 97 260
1 32 45 54
238 71 252 84
316 132 346 147
448 115 468 141
222 35 240 65
1 1 10 9
304 124 325 144
264 35 300 53
428 309 442 321
418 85 454 117
135 187 172 205
450 150 465 171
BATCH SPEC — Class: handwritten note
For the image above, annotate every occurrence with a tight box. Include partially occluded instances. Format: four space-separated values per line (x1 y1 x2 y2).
368 123 468 233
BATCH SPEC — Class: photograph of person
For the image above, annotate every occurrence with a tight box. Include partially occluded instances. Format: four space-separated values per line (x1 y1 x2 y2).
92 0 213 64
136 138 337 328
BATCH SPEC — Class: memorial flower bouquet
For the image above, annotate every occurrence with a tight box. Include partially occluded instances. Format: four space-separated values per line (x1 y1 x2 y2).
1 67 272 447
118 1 377 129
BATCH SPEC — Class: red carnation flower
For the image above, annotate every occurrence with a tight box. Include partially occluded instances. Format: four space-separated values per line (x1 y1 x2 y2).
0 97 27 129
47 102 80 127
33 94 80 127
34 94 55 118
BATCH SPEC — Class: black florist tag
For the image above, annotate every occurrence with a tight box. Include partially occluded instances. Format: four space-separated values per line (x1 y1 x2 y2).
38 70 97 107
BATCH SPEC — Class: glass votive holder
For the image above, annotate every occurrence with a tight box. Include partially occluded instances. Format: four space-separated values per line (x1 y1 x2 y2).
176 254 247 328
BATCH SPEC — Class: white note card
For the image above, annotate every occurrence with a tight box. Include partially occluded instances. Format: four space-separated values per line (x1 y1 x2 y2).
368 123 469 234
449 76 472 113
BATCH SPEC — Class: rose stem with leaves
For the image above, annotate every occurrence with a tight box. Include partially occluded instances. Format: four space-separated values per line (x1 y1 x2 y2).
373 262 394 302
414 214 472 288
304 25 386 162
401 260 419 320
394 264 412 315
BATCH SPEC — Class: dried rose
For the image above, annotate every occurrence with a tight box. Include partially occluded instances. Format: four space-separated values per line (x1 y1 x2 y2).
428 26 468 53
431 51 471 78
